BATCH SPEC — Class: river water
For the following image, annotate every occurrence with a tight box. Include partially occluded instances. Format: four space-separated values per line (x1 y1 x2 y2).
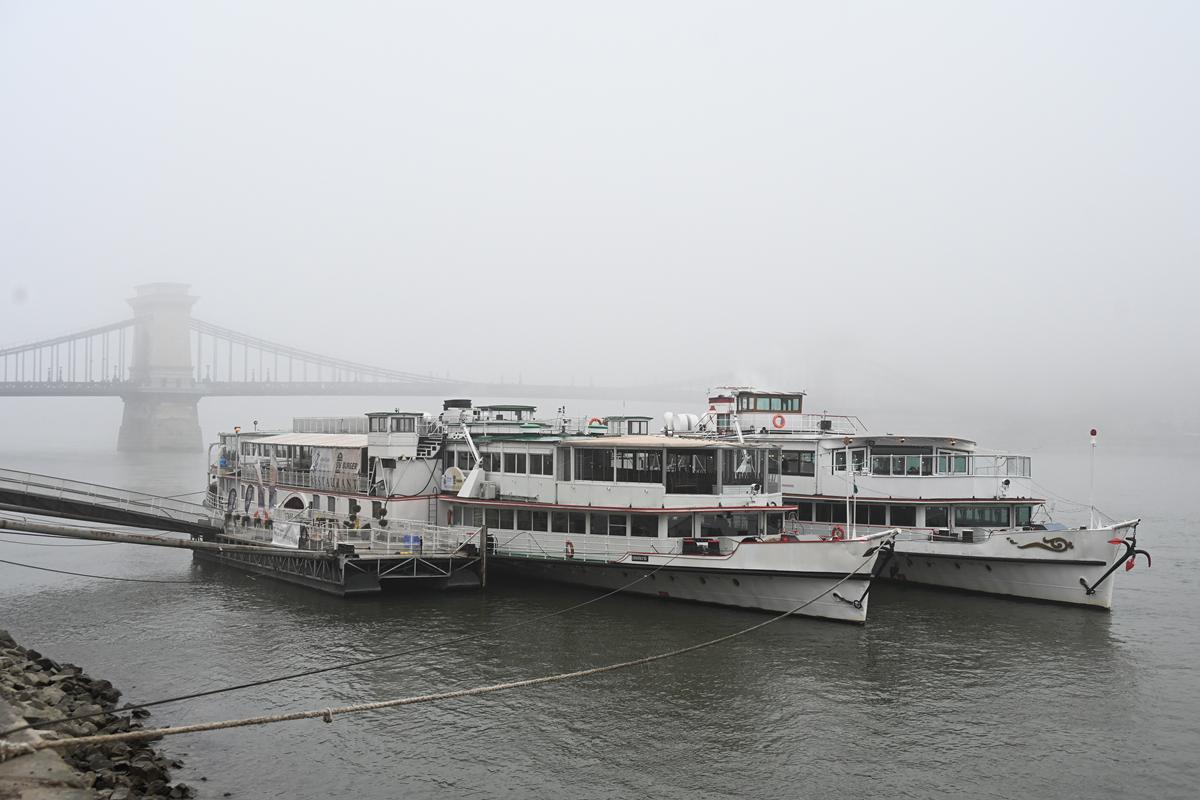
1 442 1197 799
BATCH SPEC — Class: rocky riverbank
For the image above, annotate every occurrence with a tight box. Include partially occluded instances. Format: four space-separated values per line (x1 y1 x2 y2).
0 629 194 799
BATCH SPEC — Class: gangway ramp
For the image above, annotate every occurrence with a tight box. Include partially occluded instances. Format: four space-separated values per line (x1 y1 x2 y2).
0 467 222 536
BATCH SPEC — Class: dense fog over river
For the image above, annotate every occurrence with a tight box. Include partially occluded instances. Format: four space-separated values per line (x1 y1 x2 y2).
2 3 1199 798
2 1 1199 449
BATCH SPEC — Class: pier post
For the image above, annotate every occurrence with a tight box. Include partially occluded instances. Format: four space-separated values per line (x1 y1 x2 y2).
480 525 488 588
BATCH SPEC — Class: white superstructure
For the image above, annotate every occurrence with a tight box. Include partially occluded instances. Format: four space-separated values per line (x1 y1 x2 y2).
695 387 1146 609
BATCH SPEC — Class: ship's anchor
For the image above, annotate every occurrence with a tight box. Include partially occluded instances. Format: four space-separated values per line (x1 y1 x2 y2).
1080 531 1150 596
834 537 897 610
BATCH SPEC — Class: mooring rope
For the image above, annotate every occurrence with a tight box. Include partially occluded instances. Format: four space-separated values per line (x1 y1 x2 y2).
0 552 874 760
0 557 194 584
1 545 695 737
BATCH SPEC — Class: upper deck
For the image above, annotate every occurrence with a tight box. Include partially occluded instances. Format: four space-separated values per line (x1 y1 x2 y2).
444 426 785 511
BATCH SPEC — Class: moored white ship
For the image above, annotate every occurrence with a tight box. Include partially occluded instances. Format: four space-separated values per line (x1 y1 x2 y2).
206 400 890 622
692 387 1148 609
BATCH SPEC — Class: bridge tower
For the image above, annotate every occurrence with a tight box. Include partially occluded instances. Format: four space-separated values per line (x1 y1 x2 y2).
116 283 203 451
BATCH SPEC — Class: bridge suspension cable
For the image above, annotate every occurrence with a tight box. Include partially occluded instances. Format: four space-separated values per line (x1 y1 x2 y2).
189 319 444 385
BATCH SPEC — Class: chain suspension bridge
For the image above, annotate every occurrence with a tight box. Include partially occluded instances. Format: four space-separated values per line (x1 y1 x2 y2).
0 283 680 451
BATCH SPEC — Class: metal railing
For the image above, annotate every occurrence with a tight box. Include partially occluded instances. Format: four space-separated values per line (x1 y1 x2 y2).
292 416 369 434
225 509 479 555
492 529 682 561
0 467 222 525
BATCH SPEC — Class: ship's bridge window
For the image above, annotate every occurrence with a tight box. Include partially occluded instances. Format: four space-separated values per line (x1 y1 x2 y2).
889 506 917 527
390 417 415 433
369 417 386 433
833 449 866 472
504 452 527 474
1015 505 1033 526
954 506 1011 528
627 419 649 435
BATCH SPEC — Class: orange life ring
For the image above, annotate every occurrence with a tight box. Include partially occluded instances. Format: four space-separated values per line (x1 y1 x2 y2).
587 417 604 426
565 540 575 559
772 414 786 429
830 525 846 541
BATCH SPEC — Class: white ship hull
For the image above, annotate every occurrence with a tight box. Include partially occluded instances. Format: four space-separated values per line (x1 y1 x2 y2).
491 535 886 623
887 521 1142 609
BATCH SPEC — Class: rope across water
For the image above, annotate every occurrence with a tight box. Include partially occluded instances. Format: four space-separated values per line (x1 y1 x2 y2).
0 550 876 760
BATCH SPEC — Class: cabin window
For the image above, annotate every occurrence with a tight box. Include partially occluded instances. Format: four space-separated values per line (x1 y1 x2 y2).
722 449 763 486
556 448 572 481
517 509 532 530
312 494 320 510
781 450 815 476
615 449 663 483
700 512 761 537
794 502 814 521
590 512 622 536
925 506 949 528
372 501 382 519
457 451 473 470
890 506 917 527
326 496 336 513
630 514 657 537
627 419 649 435
767 513 783 535
552 511 568 533
391 417 416 433
955 506 1011 528
468 507 484 527
854 504 886 526
1015 506 1033 526
575 449 614 481
480 451 501 472
504 453 527 474
369 417 385 433
814 502 847 524
499 508 515 529
666 514 693 537
485 508 500 528
529 453 554 476
665 451 717 494
531 510 549 531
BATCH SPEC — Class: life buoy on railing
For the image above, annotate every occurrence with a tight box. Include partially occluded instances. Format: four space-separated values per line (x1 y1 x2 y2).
830 525 846 541
565 540 575 559
587 417 604 427
772 414 786 429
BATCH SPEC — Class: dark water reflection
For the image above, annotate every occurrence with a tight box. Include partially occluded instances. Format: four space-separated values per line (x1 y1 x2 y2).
1 448 1196 799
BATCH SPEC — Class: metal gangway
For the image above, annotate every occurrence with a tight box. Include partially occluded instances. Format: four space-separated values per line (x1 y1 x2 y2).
0 467 223 535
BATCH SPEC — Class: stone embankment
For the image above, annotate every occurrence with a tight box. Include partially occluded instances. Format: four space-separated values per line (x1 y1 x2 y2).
0 629 194 799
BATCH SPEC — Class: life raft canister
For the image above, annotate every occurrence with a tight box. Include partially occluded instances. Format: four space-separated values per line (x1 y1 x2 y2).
830 525 846 541
565 540 575 559
772 414 787 429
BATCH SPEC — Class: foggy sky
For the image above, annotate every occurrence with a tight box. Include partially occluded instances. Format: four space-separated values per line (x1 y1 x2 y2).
2 1 1198 447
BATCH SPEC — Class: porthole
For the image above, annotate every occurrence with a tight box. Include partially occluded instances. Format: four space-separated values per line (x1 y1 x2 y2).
732 578 741 587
